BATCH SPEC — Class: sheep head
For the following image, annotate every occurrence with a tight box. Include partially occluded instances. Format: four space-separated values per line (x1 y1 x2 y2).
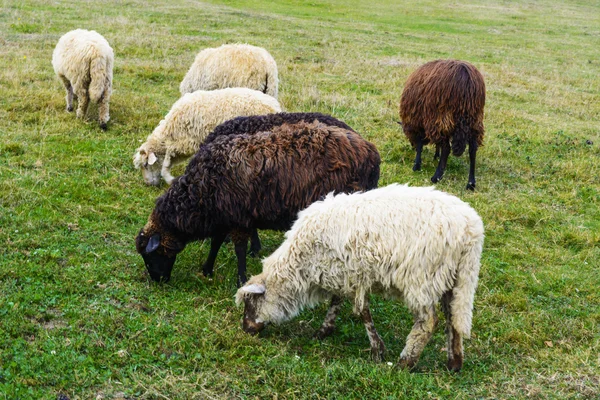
135 219 185 282
133 146 162 186
236 282 267 335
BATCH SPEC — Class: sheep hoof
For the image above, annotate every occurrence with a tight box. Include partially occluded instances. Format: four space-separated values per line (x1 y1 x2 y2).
412 164 421 172
67 106 73 112
447 357 463 372
100 122 108 131
431 175 442 183
466 182 476 191
398 357 417 370
313 326 335 340
248 247 261 257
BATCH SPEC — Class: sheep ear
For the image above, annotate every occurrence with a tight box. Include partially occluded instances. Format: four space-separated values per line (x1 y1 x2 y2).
241 283 266 294
148 152 158 165
146 233 160 253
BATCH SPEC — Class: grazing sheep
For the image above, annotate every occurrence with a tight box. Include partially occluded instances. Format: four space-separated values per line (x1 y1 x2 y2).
400 59 485 190
52 29 114 130
237 184 484 372
135 115 380 287
179 44 278 98
133 88 281 186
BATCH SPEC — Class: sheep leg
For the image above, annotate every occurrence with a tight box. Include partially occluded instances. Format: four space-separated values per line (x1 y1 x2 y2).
231 229 250 287
161 153 175 185
399 305 437 369
201 231 227 278
466 140 478 191
314 296 342 339
412 135 424 171
248 228 261 257
59 75 74 112
98 92 110 130
433 144 440 160
360 301 386 362
442 291 464 372
431 141 450 183
75 87 89 120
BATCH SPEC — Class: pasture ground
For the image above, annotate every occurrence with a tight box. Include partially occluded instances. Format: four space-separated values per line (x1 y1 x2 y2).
0 0 598 398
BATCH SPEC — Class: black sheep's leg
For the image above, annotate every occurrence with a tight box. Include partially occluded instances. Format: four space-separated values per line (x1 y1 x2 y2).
202 231 227 278
249 228 261 257
413 135 424 171
231 229 250 287
466 140 478 191
431 140 450 183
434 144 440 160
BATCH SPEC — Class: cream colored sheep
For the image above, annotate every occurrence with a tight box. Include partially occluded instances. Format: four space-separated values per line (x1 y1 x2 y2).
179 44 278 98
237 184 484 372
133 88 282 186
52 29 114 130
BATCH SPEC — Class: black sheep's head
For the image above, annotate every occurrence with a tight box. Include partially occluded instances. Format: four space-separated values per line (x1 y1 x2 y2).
135 223 185 283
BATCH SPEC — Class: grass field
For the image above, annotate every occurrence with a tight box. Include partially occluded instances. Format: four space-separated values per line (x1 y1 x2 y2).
1 0 599 398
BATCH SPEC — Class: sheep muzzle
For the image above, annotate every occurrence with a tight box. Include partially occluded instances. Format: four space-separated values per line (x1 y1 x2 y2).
242 297 265 335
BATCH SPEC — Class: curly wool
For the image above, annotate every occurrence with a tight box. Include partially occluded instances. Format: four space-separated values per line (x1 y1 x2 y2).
238 184 484 338
400 59 485 156
133 88 281 186
179 44 279 98
52 29 114 127
204 112 354 147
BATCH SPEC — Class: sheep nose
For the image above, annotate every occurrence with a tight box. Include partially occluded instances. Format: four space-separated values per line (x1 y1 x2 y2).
242 318 264 335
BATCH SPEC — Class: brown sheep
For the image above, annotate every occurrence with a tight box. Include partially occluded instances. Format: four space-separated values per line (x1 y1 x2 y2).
399 59 485 190
135 114 380 287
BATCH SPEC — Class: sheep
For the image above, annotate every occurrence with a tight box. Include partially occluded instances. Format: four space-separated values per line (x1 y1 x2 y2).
399 59 485 190
132 88 282 186
237 183 484 372
179 44 278 98
135 115 380 287
52 29 114 130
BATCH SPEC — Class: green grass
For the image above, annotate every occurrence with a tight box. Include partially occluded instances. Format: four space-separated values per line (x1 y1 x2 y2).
1 0 599 398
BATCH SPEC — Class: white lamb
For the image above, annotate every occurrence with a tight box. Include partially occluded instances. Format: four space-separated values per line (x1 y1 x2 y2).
133 87 282 186
52 29 114 130
237 184 484 372
179 44 278 98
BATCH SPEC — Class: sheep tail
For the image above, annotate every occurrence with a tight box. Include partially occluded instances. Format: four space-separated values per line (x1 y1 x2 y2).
450 228 484 338
451 117 470 157
89 56 109 102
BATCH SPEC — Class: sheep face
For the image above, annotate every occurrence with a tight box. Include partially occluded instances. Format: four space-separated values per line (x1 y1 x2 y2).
135 229 183 282
237 283 267 335
133 149 161 186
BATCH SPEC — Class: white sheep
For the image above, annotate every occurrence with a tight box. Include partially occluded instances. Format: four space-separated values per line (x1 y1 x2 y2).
179 44 278 98
133 87 281 186
52 29 114 130
237 184 484 372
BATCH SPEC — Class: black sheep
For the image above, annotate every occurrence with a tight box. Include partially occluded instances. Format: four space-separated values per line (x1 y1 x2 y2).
135 114 380 286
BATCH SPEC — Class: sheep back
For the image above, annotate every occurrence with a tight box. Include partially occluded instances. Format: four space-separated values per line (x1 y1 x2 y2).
204 112 354 147
180 44 279 97
400 59 485 155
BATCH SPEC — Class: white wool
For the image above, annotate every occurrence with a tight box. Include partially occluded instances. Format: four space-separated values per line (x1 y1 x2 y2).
180 44 279 98
52 29 114 126
133 87 281 186
239 184 484 338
